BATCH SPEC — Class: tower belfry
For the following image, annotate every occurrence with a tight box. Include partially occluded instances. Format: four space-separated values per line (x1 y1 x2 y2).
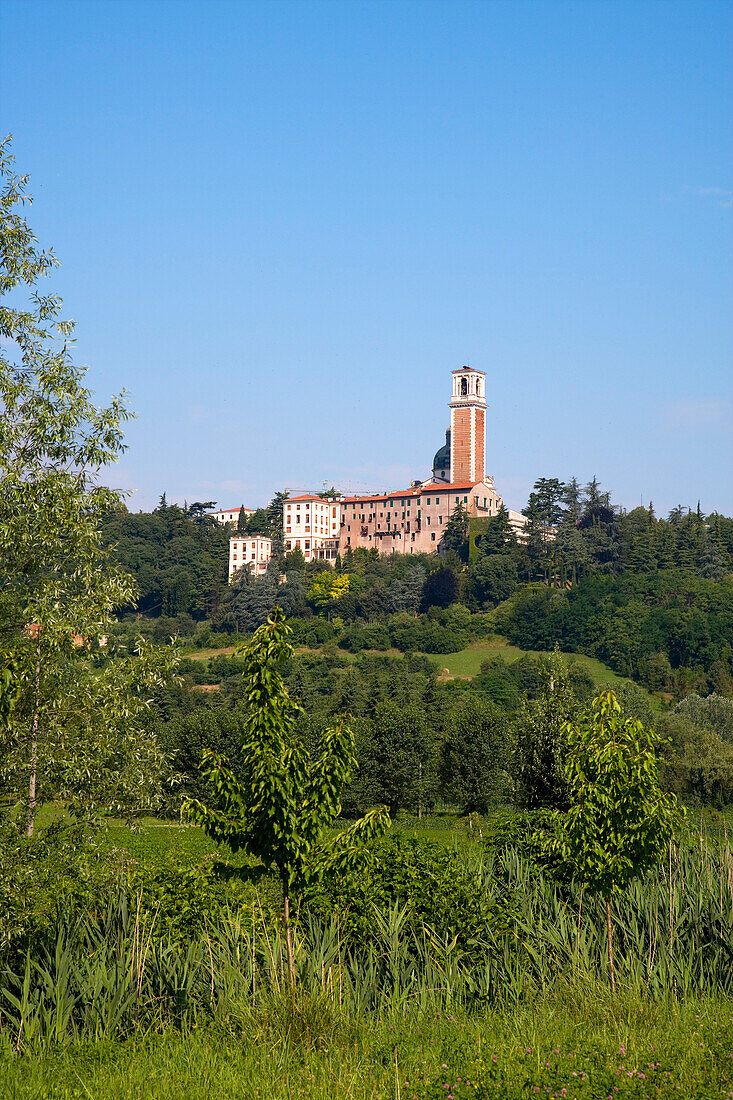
449 366 486 484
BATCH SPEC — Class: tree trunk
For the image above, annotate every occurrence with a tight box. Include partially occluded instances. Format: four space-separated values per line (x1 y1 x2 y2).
282 876 296 992
605 896 616 994
26 641 41 838
418 759 423 820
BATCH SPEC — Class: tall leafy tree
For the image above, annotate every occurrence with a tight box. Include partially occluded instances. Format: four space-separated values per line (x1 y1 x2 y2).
419 563 458 612
476 503 516 555
562 477 583 525
441 502 470 561
267 490 289 558
356 700 436 816
468 554 517 609
184 610 389 987
237 506 248 534
0 136 172 834
440 694 509 813
513 650 579 810
527 477 567 528
546 691 683 992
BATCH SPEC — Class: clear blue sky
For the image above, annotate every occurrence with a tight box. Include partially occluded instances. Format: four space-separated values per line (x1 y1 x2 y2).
2 0 731 515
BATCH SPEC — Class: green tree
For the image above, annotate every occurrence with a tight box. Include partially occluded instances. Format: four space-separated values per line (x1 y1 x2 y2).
357 701 436 816
476 503 516 556
441 502 470 561
419 563 458 612
0 136 173 835
283 545 307 572
546 690 683 992
308 570 350 610
184 609 389 987
267 490 289 558
527 477 567 527
440 694 509 812
468 553 517 609
245 507 269 535
513 650 578 810
237 506 247 534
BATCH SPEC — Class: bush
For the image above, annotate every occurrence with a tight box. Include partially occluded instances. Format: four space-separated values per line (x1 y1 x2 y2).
338 622 391 652
319 835 515 952
0 820 126 965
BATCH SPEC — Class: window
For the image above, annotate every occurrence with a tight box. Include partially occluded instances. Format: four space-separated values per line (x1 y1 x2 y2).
431 532 436 541
464 496 468 503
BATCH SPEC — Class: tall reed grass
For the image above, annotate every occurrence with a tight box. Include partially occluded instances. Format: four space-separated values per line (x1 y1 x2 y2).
2 839 731 1050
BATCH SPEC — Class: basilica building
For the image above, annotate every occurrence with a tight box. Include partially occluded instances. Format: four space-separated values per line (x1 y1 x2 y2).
228 366 523 576
335 366 512 558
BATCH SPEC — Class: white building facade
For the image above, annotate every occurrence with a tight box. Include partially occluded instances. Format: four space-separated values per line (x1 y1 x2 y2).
212 506 254 526
284 495 340 563
228 535 272 580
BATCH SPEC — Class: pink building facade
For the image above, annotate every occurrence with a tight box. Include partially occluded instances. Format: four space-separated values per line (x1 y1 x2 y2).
338 478 502 556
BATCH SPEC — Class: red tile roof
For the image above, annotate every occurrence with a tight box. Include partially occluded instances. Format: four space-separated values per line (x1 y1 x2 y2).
287 494 335 502
341 481 485 504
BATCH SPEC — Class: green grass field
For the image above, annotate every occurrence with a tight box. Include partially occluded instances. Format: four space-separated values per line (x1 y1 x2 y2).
430 636 647 691
1 993 730 1099
185 632 655 704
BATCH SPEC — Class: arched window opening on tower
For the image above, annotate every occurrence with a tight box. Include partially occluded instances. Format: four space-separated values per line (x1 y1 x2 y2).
460 377 468 396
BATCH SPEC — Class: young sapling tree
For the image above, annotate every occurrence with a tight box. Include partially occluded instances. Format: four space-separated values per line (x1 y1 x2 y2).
184 608 389 989
546 690 683 992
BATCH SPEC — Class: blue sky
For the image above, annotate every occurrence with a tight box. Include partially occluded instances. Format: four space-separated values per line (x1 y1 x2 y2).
2 0 731 514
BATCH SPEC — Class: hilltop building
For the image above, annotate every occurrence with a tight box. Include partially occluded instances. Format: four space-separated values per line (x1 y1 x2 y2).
337 366 524 556
283 495 340 563
212 505 254 526
228 535 272 580
227 364 525 580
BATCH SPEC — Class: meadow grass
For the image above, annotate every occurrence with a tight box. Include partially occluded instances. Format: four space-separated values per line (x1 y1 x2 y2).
6 815 732 1095
0 992 730 1099
429 636 646 694
183 632 653 707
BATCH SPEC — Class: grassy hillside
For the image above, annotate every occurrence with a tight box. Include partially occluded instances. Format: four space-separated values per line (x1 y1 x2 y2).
185 632 658 707
430 636 650 691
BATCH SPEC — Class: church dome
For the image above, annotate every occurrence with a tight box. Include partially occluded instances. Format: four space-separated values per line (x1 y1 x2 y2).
432 429 451 480
433 440 450 468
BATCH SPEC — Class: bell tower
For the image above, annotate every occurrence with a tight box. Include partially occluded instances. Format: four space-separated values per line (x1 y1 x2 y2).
449 366 486 484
